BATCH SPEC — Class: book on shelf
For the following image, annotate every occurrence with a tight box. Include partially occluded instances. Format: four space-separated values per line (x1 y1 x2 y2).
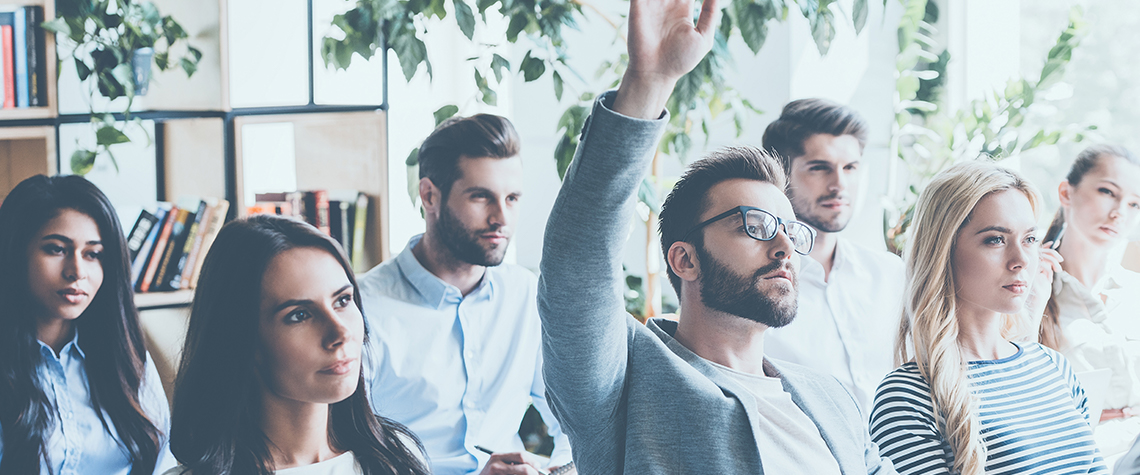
0 6 43 109
130 198 229 294
0 12 13 109
131 203 170 288
251 190 370 269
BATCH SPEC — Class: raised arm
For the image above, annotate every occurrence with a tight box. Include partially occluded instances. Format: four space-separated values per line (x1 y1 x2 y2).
536 0 718 438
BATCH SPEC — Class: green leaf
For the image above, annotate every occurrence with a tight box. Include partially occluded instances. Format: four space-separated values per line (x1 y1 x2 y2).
506 14 528 42
474 70 497 105
428 0 448 19
554 134 575 180
553 70 563 101
734 1 771 54
74 58 92 81
406 147 419 166
96 124 131 147
477 0 497 13
41 17 70 35
810 9 836 55
433 105 459 125
853 0 868 34
520 51 545 82
491 53 510 83
180 57 198 77
453 0 476 40
390 22 429 81
70 149 97 175
154 51 169 70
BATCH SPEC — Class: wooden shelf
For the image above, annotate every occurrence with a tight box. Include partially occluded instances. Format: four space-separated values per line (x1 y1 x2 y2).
134 290 194 309
0 107 56 121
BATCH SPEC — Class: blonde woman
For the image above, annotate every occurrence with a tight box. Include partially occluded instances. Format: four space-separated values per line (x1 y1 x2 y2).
869 161 1107 475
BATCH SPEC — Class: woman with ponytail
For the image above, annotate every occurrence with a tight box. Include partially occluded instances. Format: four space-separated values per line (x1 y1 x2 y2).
165 215 429 475
869 161 1106 475
0 175 175 474
1036 145 1140 457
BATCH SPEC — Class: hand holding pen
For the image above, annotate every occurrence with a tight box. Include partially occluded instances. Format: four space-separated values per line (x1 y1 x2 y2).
475 445 549 475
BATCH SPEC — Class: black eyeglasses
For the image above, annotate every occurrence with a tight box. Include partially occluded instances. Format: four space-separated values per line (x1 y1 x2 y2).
682 206 817 255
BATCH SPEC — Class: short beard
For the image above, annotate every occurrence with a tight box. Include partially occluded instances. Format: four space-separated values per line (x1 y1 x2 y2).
436 200 508 267
696 244 797 328
788 187 849 233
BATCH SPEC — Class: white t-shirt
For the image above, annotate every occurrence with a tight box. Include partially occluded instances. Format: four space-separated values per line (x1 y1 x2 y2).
765 237 905 415
710 362 842 475
163 452 361 475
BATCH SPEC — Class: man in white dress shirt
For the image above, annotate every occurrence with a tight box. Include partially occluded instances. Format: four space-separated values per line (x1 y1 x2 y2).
357 115 572 475
761 99 905 415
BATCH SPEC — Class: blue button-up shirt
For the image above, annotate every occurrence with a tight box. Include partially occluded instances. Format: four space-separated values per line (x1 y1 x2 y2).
0 332 176 474
359 235 571 475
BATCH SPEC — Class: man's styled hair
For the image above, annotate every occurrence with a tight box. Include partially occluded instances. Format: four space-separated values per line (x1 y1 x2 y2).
761 98 869 174
658 146 787 294
418 114 521 198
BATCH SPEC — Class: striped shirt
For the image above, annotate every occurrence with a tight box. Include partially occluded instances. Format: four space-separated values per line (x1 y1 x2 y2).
870 342 1107 475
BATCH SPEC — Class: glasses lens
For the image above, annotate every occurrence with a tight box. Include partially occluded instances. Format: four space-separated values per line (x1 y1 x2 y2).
743 209 778 240
786 222 814 254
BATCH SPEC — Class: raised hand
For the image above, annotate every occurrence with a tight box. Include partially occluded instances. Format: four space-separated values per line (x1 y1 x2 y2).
613 0 720 119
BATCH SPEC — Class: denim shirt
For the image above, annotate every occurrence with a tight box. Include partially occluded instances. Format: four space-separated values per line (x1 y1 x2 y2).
0 332 176 474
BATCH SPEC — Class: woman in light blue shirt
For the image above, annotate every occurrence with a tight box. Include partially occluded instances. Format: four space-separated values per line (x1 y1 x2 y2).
0 175 174 474
166 215 428 475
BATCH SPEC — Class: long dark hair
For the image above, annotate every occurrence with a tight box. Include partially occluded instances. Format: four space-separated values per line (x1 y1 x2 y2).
1039 145 1140 349
169 215 429 475
0 175 161 474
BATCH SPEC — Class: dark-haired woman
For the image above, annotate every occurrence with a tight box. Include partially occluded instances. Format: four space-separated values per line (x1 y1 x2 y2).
0 175 175 474
1036 145 1140 458
166 215 429 475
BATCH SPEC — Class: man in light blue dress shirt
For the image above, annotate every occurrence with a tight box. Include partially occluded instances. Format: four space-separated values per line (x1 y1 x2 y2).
358 115 572 475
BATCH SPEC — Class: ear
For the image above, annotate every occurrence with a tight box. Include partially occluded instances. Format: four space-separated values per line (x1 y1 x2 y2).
1058 181 1073 207
667 241 701 285
419 177 441 213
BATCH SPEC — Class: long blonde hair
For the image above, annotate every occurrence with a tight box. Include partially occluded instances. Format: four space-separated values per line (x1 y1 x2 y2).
895 161 1042 475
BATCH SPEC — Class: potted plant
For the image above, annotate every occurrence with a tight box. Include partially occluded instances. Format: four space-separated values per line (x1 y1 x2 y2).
44 0 202 174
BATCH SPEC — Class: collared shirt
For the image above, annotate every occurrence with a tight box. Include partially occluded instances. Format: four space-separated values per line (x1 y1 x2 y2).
0 331 175 474
765 237 905 415
358 235 570 475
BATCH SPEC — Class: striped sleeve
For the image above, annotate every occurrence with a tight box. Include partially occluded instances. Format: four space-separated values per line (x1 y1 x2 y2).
1036 343 1093 424
869 365 953 475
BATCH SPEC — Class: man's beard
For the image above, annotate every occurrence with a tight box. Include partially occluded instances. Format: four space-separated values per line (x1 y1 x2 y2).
697 244 797 328
788 188 849 233
437 201 508 267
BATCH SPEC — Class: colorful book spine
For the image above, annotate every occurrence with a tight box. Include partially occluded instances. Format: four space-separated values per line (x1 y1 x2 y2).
302 190 330 235
12 7 26 108
24 6 43 106
126 210 158 261
140 205 178 293
152 208 190 292
132 204 170 287
188 199 229 289
0 13 14 109
179 199 216 290
351 193 369 272
168 200 207 290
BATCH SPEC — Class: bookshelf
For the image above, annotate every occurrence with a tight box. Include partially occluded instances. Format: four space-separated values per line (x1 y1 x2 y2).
0 0 391 309
0 0 56 121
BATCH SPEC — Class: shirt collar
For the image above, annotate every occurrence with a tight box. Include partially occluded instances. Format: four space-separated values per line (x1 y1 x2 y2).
37 329 85 361
395 234 496 309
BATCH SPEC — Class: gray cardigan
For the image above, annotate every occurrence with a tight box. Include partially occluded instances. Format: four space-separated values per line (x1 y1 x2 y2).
537 92 896 475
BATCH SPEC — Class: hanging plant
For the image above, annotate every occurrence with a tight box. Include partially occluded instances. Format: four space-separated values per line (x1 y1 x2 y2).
43 0 202 174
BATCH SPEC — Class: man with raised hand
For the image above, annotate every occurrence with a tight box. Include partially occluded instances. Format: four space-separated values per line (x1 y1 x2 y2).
536 0 896 471
761 100 905 415
359 115 571 475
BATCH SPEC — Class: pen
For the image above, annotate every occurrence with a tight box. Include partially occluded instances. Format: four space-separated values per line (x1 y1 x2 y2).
473 446 553 475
